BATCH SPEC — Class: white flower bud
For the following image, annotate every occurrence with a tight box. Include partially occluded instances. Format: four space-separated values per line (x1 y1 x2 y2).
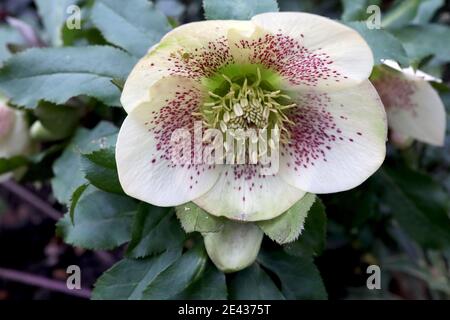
203 221 263 273
0 102 32 181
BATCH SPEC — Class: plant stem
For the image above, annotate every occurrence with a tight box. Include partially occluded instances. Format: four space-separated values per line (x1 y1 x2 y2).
0 267 91 299
0 180 61 220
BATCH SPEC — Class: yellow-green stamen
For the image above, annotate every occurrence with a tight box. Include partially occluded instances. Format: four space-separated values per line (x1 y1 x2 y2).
199 68 295 143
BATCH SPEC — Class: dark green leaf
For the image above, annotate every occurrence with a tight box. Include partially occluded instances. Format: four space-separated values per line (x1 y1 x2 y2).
284 198 327 257
90 0 171 57
173 262 227 300
257 194 316 244
12 144 65 182
412 0 444 24
176 202 224 234
69 183 89 223
0 156 28 175
92 248 181 300
82 147 116 168
30 121 60 142
34 102 79 139
341 0 380 21
142 244 208 299
81 147 123 194
51 121 118 204
229 263 284 300
393 24 450 63
30 144 65 164
56 186 136 250
277 0 314 11
203 0 279 20
350 192 377 229
62 23 108 47
0 26 24 64
258 249 327 300
126 204 185 258
382 0 421 29
111 78 125 91
34 0 79 46
0 46 136 108
345 21 409 66
378 168 450 249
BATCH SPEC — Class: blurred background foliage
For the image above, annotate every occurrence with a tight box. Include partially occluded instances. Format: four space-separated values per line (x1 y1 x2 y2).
0 0 449 300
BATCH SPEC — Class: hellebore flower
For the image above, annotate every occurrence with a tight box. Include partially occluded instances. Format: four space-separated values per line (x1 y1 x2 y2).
0 98 31 181
372 59 446 147
116 13 387 271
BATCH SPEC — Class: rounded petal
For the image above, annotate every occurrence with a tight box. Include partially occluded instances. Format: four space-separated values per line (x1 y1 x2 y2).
279 80 387 194
0 109 31 158
194 165 306 221
389 130 414 149
0 104 14 138
381 59 442 83
373 69 446 146
250 12 373 91
203 221 263 273
121 20 254 113
120 44 162 114
159 19 254 47
116 77 222 207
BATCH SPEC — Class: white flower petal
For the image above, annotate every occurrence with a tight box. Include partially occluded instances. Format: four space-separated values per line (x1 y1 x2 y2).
250 12 373 91
389 130 414 149
194 165 306 221
380 59 402 72
121 20 254 114
116 77 222 206
279 80 387 193
381 59 442 83
120 44 161 114
0 104 14 139
0 107 31 158
373 69 446 146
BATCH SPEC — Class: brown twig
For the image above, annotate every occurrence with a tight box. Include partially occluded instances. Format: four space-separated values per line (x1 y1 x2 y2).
0 267 91 299
0 180 117 270
0 180 61 220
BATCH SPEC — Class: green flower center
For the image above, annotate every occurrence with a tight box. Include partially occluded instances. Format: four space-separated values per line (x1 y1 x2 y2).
198 64 295 142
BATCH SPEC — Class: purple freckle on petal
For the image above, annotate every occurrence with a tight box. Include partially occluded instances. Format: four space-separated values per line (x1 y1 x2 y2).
373 74 418 116
144 82 213 181
233 33 343 87
283 92 344 173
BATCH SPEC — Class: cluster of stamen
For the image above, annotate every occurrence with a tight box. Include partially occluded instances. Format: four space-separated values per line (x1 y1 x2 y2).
198 68 295 144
